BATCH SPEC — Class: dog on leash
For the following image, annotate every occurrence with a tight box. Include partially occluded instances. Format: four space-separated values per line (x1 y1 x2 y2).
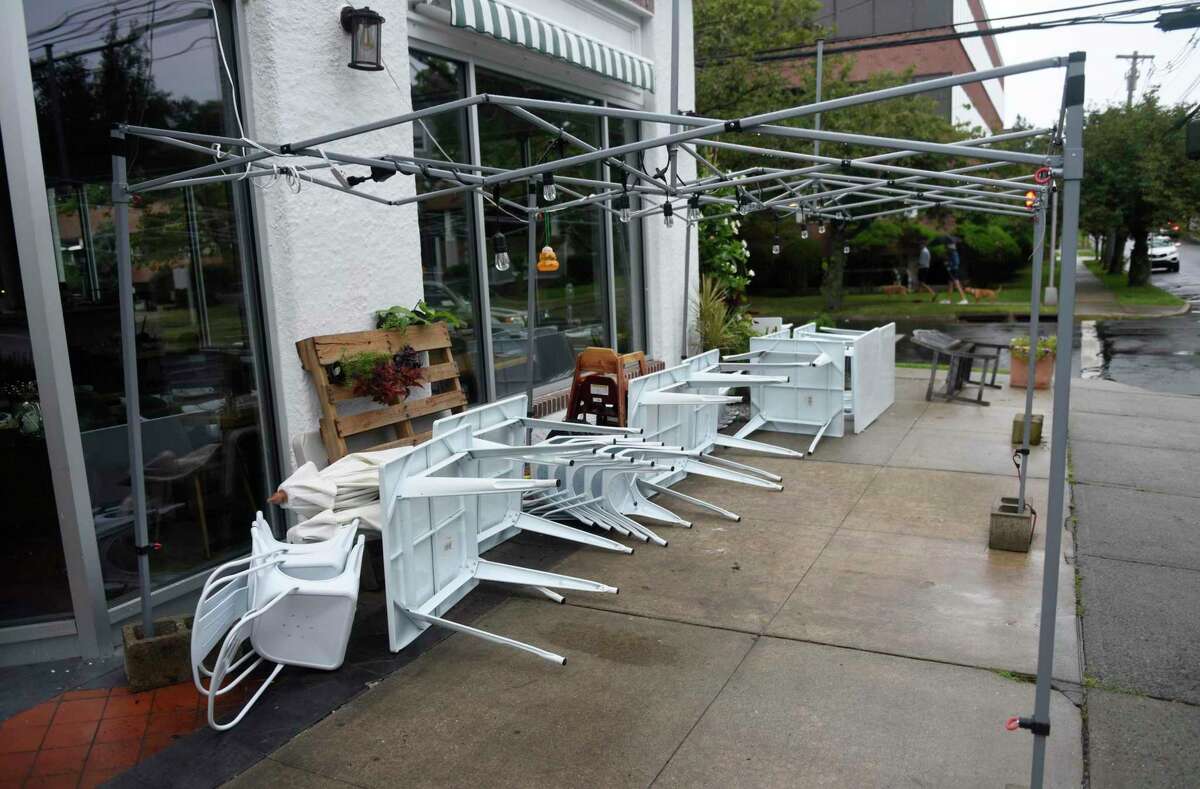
964 286 1002 302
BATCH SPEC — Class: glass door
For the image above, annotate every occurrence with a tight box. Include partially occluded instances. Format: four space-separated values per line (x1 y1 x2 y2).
23 0 276 605
475 68 611 396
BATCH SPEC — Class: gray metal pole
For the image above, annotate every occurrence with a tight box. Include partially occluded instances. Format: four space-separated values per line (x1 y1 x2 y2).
670 0 681 122
680 220 694 360
1046 185 1060 305
1027 51 1085 789
813 39 824 161
1018 206 1046 510
112 132 155 638
525 187 538 415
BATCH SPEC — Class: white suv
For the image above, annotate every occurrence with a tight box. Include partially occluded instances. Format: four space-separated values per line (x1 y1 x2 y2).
1148 235 1181 273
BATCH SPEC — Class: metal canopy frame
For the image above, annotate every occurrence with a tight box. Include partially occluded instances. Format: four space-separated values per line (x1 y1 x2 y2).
110 50 1085 788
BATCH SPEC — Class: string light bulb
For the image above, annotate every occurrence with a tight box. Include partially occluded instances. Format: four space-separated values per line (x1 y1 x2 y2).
687 194 701 222
771 235 781 256
615 191 631 224
542 172 557 203
491 232 510 272
662 202 675 228
818 222 826 234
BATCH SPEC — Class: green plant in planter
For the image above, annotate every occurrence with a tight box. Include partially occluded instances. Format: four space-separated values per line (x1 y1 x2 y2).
1010 335 1057 360
694 275 754 354
374 301 464 331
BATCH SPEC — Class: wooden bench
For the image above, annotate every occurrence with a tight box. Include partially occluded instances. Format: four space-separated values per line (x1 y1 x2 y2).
911 329 1006 406
296 322 467 462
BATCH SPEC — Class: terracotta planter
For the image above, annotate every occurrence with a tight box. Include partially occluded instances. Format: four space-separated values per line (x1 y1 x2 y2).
1009 352 1054 389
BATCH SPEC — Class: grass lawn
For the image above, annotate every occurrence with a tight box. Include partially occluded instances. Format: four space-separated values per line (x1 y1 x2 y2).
747 265 1053 322
1081 257 1187 308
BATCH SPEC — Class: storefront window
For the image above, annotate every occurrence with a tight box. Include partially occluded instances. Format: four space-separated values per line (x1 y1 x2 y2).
410 50 484 403
475 68 611 396
24 0 274 605
0 145 75 626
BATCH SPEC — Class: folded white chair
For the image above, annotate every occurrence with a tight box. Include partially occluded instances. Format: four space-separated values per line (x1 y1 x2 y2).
251 512 356 579
379 424 618 663
433 395 641 553
192 522 364 731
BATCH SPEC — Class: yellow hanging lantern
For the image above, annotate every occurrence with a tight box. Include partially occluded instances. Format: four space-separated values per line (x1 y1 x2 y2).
536 245 559 272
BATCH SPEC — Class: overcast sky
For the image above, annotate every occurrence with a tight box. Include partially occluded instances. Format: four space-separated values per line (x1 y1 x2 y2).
996 1 1200 127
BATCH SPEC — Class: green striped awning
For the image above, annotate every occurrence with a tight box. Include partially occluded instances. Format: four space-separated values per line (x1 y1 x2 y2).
449 0 655 92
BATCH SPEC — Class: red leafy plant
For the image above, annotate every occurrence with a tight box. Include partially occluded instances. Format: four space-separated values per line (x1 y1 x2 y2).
342 346 423 406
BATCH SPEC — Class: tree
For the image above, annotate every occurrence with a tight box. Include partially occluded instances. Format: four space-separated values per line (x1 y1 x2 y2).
1082 96 1200 285
693 0 1018 308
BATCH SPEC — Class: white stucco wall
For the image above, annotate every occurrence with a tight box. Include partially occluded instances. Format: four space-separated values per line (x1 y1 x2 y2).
238 0 423 459
640 0 697 363
237 0 694 463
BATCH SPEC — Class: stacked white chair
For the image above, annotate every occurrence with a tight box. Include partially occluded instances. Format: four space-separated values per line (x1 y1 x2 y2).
378 424 618 663
191 513 365 730
792 322 896 433
432 395 648 553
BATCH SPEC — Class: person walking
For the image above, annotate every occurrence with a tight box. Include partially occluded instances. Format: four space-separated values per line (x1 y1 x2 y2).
910 242 936 298
935 235 969 304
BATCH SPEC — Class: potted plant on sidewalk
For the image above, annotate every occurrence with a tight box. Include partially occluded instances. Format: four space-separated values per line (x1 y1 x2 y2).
1009 335 1056 389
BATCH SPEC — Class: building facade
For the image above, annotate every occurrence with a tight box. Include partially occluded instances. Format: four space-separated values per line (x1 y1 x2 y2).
813 0 1005 132
0 0 695 665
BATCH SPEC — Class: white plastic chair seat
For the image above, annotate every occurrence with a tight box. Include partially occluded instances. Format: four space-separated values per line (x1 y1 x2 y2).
250 536 365 670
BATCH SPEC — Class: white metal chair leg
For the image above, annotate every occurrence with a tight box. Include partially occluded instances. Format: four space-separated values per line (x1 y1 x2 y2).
532 587 565 604
684 459 783 490
622 485 692 527
640 480 741 522
405 609 566 665
808 412 838 455
514 512 632 554
472 558 618 594
712 433 804 459
701 453 784 482
733 413 767 440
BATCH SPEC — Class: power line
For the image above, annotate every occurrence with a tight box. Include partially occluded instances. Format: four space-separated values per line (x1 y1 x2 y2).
697 1 1196 66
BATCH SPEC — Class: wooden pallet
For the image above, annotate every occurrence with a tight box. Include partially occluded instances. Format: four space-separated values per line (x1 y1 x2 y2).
296 322 468 463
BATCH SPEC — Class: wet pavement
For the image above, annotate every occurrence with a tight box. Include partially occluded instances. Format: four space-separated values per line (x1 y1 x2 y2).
1068 376 1200 787
849 240 1199 396
220 370 1083 789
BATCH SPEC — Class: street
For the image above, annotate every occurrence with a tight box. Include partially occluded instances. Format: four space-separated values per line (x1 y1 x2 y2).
1078 240 1199 395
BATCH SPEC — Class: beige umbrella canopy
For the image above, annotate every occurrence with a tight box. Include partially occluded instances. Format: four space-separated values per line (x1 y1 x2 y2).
267 446 413 541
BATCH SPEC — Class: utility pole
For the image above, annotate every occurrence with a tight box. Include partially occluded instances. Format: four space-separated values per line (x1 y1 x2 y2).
1115 51 1154 107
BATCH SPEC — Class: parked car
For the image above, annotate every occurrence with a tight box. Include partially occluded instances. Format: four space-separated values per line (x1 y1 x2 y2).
1148 235 1180 273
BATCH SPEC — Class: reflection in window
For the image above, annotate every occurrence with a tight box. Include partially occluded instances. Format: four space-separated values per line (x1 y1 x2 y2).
476 68 611 396
0 147 74 625
409 50 484 403
24 0 273 605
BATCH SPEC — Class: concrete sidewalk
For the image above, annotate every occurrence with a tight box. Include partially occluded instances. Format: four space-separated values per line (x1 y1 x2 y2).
222 369 1083 788
1068 376 1200 788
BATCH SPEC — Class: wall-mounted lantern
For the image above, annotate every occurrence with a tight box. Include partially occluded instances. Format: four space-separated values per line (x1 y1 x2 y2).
340 6 385 71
